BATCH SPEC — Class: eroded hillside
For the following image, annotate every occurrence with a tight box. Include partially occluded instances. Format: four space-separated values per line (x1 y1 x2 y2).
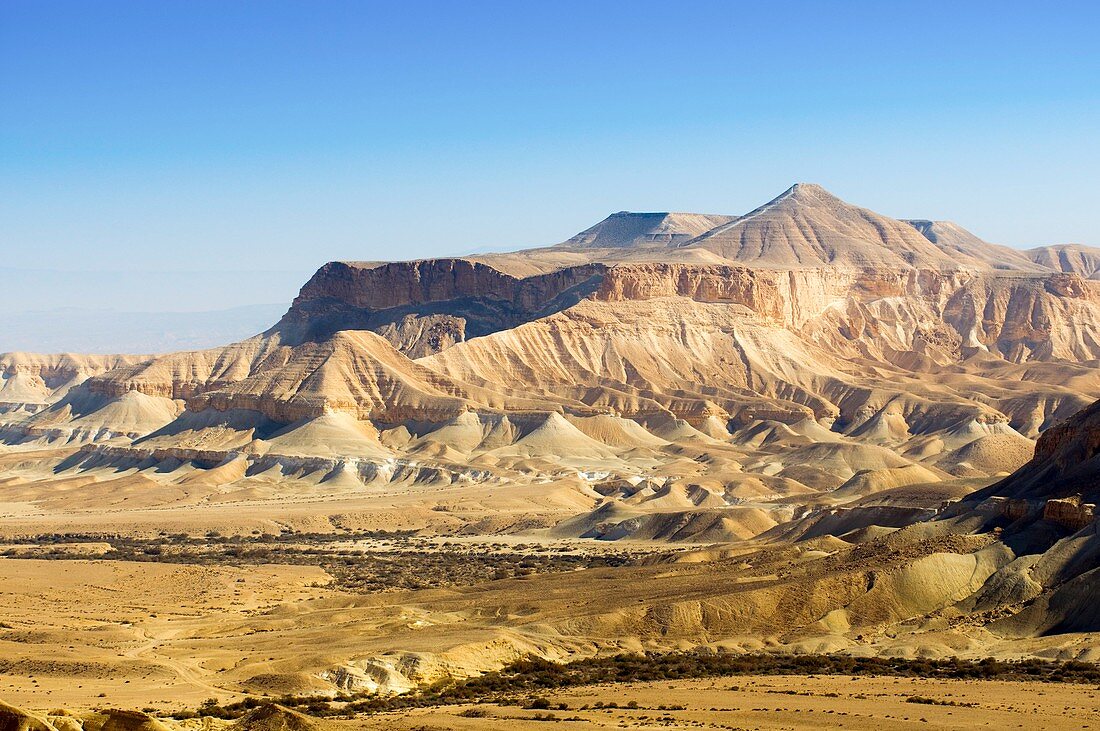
2 185 1100 547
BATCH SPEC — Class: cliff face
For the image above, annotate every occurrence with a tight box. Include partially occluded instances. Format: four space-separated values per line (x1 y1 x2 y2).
82 336 289 401
41 257 1094 437
597 265 1099 362
293 259 607 311
181 330 559 424
278 259 1100 363
276 259 606 352
592 264 786 320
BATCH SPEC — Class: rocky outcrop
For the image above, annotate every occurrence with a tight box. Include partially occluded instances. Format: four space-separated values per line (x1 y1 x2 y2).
969 494 1096 532
178 330 552 423
592 263 786 320
80 336 289 400
1042 496 1096 531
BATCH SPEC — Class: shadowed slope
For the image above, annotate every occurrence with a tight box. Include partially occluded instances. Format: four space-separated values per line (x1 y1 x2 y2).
973 398 1100 502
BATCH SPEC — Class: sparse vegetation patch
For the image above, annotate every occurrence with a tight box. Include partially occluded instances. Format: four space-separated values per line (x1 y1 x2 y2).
172 652 1100 719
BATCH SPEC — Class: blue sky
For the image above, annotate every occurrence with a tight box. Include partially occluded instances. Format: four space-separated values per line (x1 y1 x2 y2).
2 0 1099 310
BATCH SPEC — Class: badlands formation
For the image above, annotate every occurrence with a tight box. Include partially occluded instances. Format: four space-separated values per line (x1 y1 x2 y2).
4 183 1100 719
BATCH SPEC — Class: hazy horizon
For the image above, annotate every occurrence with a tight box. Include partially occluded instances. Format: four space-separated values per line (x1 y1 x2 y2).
3 0 1099 344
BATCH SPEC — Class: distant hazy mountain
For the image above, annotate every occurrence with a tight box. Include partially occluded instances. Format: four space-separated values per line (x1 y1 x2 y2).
0 267 308 314
0 266 305 353
0 304 288 354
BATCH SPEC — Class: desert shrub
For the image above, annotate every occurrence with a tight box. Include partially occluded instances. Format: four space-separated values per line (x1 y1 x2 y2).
457 708 488 717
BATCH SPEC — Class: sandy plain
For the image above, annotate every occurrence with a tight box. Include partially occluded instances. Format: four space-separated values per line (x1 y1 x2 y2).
352 675 1100 730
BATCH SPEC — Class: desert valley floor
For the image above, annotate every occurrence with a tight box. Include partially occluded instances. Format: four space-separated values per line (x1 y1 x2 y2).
4 184 1100 728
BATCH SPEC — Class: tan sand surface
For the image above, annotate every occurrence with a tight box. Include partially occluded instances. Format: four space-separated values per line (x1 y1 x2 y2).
350 675 1100 730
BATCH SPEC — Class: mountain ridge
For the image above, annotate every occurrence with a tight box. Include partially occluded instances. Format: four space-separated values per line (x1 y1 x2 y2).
2 182 1099 524
338 183 1100 279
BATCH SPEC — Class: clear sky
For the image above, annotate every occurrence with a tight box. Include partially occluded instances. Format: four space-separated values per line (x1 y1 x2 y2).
3 0 1099 310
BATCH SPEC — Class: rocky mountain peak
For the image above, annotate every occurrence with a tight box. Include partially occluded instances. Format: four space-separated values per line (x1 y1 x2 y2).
677 182 960 268
778 181 838 200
